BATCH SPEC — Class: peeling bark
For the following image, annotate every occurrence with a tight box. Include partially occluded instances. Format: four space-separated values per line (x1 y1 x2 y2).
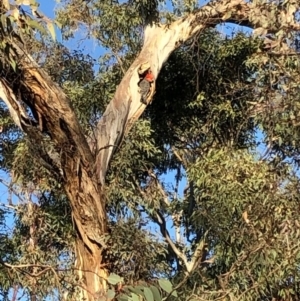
0 48 108 298
0 80 30 129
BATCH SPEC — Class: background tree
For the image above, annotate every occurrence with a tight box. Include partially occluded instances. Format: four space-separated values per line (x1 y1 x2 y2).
0 0 300 300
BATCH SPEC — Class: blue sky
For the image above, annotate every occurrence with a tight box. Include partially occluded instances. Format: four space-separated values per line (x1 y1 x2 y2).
39 1 55 17
39 1 104 59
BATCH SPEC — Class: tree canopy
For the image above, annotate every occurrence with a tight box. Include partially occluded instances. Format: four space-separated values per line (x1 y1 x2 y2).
1 0 300 300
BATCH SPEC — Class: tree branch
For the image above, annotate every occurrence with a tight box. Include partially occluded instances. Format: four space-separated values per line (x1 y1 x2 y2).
94 0 252 184
0 39 108 253
146 171 208 273
4 40 94 168
152 210 191 272
149 171 182 243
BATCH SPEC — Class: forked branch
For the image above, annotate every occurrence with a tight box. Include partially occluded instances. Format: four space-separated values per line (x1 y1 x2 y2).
94 0 252 184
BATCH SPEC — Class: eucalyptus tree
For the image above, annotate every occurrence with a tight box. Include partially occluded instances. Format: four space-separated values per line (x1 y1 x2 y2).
0 0 300 300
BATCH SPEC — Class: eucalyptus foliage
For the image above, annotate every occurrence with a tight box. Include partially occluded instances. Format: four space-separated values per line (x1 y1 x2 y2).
0 0 300 300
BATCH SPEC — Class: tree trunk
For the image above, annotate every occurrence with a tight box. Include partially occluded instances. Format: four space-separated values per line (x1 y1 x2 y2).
63 163 108 299
0 73 109 299
74 239 108 300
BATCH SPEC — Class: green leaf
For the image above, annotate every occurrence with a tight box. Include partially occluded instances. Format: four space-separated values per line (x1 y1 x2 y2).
150 286 161 301
10 59 17 72
144 287 154 301
118 295 129 301
107 273 123 285
107 289 116 300
127 286 144 296
158 279 172 293
1 14 7 29
27 19 46 34
130 293 140 301
54 20 62 29
47 22 56 41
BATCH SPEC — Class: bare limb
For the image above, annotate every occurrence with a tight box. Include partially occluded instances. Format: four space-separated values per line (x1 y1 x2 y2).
11 285 19 301
148 171 207 273
173 167 182 243
187 232 208 273
0 261 51 277
148 172 170 207
112 51 126 75
153 210 191 272
149 171 183 243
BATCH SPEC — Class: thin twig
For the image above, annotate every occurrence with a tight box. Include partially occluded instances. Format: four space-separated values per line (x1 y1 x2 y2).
112 51 126 75
0 178 27 203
